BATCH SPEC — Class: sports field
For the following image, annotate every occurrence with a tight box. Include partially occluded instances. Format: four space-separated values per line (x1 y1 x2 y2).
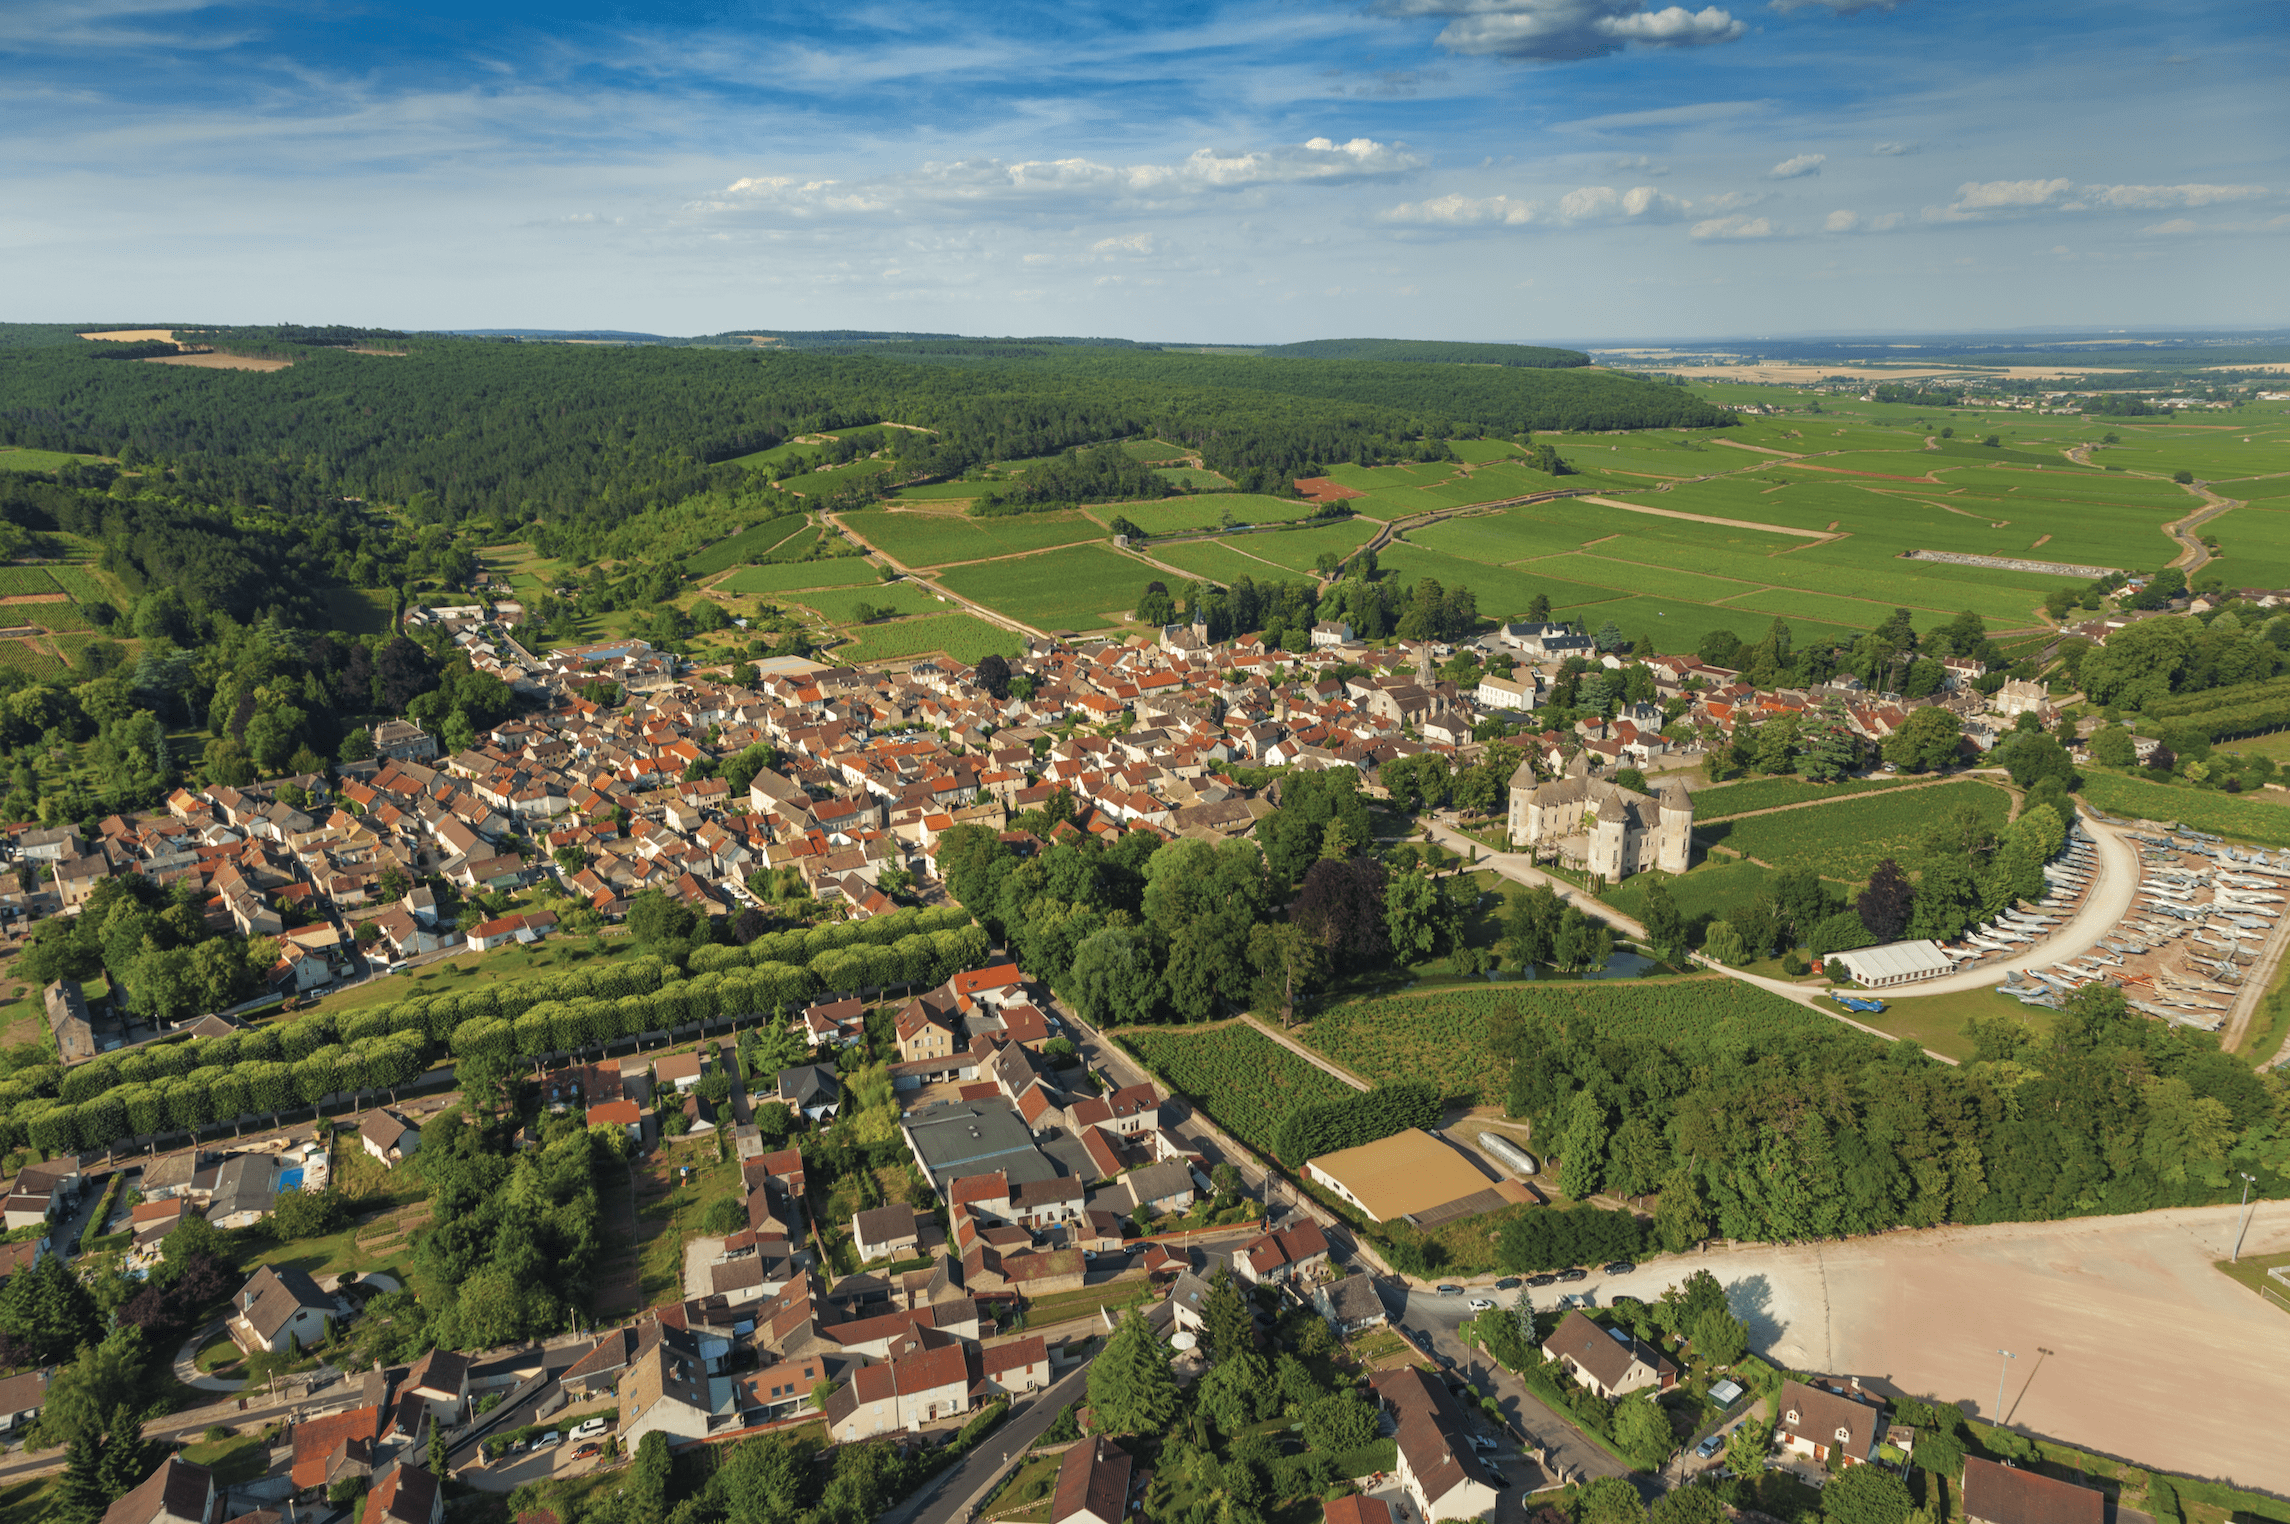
934 541 1148 631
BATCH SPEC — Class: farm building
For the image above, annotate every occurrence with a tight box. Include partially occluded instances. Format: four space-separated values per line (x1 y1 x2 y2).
1831 941 1954 989
1303 1129 1499 1224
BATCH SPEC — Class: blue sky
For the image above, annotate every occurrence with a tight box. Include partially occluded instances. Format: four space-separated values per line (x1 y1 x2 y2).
4 0 2284 342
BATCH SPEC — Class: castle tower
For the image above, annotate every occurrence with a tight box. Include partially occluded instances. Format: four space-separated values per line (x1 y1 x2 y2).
1655 782 1692 875
1589 805 1625 881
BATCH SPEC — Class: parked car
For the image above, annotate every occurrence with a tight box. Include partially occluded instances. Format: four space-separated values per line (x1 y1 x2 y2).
1494 1278 1522 1291
1697 1433 1726 1459
536 1432 563 1449
1556 1269 1588 1283
573 1444 602 1461
570 1418 608 1442
1602 1261 1637 1275
1469 1435 1501 1454
1467 1298 1496 1311
1526 1274 1557 1287
1436 1284 1465 1296
1082 1250 1096 1261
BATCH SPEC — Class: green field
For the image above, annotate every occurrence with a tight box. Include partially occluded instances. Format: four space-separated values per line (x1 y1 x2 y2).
833 613 1024 665
935 541 1150 631
1121 439 1195 463
1148 537 1327 587
324 586 397 636
1118 1024 1355 1158
0 568 59 597
0 448 107 473
685 518 814 575
1103 495 1320 534
2081 772 2290 846
885 482 986 502
0 640 64 677
719 559 882 596
1152 468 1234 490
840 508 1107 567
792 581 953 622
1689 775 1925 820
1701 779 2013 882
42 566 115 604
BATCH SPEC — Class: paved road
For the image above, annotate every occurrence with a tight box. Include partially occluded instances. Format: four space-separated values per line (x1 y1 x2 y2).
1396 1288 1633 1491
884 1358 1096 1524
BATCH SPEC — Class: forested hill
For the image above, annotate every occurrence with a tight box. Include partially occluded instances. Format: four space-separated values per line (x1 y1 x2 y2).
0 328 1732 551
1253 338 1590 367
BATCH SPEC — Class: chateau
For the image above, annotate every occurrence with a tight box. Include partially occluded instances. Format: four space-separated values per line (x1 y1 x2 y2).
1506 763 1690 881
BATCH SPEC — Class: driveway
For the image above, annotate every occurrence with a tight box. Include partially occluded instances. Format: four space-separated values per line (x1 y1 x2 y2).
1396 1289 1633 1492
172 1318 248 1394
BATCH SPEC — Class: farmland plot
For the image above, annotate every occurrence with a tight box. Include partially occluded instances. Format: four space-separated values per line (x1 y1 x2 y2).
1704 779 2011 882
936 541 1148 631
834 613 1023 666
1119 1026 1354 1158
720 559 882 596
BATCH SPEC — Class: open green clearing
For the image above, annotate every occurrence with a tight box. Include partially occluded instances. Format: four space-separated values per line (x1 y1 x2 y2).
1121 439 1195 463
884 481 986 501
1117 1023 1355 1158
721 426 886 471
0 448 107 473
1690 774 1926 819
840 508 1106 566
1298 977 1850 1106
684 518 814 575
2081 772 2290 846
1147 537 1316 587
1857 985 2049 1063
935 541 1148 631
1098 494 1322 534
835 612 1024 665
719 559 881 596
1701 779 2013 882
1152 467 1234 490
792 580 952 622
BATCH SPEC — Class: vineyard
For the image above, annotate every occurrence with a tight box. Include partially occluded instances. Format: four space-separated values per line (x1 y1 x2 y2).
2081 772 2290 847
1689 774 1924 821
1116 1024 1356 1159
1702 779 2012 881
1299 977 1858 1102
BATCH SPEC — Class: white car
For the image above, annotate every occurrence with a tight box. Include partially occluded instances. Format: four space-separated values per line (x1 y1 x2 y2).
569 1418 608 1442
1467 1298 1497 1311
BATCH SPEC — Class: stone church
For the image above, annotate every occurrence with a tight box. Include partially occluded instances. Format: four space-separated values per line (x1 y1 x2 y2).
1506 760 1691 881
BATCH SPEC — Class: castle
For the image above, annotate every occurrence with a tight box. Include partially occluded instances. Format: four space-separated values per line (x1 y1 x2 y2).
1506 761 1690 881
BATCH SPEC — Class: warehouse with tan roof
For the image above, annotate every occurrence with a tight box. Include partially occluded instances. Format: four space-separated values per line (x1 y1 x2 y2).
1303 1128 1519 1224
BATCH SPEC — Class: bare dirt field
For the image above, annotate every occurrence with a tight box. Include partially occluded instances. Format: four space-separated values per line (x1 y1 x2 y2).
1669 1200 2290 1491
77 328 174 342
142 352 292 371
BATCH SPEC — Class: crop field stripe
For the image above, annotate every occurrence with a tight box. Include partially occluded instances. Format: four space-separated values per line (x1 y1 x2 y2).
1703 779 2012 882
1119 1024 1356 1157
1689 774 1929 820
719 559 883 595
834 612 1024 665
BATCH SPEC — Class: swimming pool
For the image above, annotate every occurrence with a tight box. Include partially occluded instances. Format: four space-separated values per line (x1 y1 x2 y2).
279 1167 305 1191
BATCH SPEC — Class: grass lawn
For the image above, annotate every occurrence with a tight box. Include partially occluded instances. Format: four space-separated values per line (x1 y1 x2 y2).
1018 1278 1159 1329
0 1478 58 1524
2237 954 2290 1066
177 1431 271 1484
1852 984 2048 1061
323 586 396 636
2213 1250 2290 1319
991 1454 1064 1522
195 1332 245 1373
636 1137 743 1308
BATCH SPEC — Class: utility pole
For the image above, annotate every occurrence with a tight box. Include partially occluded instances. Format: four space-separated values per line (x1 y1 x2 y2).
1993 1349 2015 1423
2232 1172 2259 1263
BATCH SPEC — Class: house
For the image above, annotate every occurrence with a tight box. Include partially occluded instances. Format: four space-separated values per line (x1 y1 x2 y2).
98 1456 222 1524
779 1064 842 1123
588 1098 644 1144
1235 1221 1330 1287
895 1000 959 1062
402 1347 472 1424
655 1051 708 1094
1962 1457 2104 1524
618 1328 734 1448
1121 1160 1196 1219
207 1154 278 1230
822 1340 971 1441
1774 1377 1886 1469
370 721 439 763
359 1110 420 1168
2 1158 80 1231
1314 1273 1388 1336
1541 1310 1678 1400
1050 1437 1139 1524
1324 1499 1396 1524
1370 1365 1502 1522
365 1464 444 1524
853 1203 923 1263
0 1369 48 1434
980 1334 1052 1397
1475 673 1536 712
288 1403 382 1491
229 1264 335 1354
43 979 103 1064
1310 621 1355 649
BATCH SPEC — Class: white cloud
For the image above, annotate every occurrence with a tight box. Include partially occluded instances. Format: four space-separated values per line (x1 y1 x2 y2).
1767 152 1825 179
2088 183 2267 209
1871 141 1919 155
1374 0 1744 61
1559 183 1691 221
1091 232 1158 257
2142 213 2290 236
1380 194 1543 225
1927 177 2075 219
706 137 1424 220
1691 214 1774 239
1824 209 1858 231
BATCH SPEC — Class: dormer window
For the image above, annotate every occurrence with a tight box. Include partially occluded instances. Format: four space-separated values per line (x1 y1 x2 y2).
1836 1428 1852 1443
1785 1409 1801 1425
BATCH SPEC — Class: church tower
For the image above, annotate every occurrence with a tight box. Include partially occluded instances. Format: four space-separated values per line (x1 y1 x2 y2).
1416 642 1434 687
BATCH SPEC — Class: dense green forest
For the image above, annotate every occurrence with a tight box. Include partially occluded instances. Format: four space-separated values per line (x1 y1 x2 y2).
0 327 1734 556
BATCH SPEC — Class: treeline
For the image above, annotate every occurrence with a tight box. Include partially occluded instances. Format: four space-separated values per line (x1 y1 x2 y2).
972 444 1182 514
1273 1081 1440 1165
0 333 1730 560
1255 338 1589 367
1500 981 2285 1248
2072 609 2290 715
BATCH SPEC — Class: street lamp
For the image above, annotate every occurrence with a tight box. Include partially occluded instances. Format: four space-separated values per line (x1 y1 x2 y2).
1993 1349 2015 1423
2233 1172 2260 1263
